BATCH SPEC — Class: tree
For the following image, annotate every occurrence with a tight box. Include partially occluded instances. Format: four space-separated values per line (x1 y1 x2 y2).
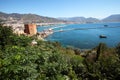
116 43 120 59
10 35 32 47
0 24 13 50
74 48 81 55
95 43 107 62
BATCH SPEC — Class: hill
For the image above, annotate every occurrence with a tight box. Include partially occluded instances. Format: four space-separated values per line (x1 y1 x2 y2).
58 17 100 23
0 12 65 23
102 14 120 22
0 12 120 24
58 14 120 23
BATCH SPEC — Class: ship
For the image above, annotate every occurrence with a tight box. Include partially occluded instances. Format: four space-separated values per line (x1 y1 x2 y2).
99 35 107 38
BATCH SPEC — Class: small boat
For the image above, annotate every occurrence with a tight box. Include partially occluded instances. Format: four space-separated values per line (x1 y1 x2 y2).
99 35 107 38
104 25 108 27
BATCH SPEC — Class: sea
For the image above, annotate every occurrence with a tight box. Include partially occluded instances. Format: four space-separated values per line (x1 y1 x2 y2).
37 22 120 49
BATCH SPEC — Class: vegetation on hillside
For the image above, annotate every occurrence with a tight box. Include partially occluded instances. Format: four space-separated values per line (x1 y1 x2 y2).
0 24 120 80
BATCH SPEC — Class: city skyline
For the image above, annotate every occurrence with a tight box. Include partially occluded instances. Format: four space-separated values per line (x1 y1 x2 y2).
0 0 120 19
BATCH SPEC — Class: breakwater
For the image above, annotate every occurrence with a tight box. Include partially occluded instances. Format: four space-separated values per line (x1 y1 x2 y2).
37 28 53 39
37 24 67 39
54 26 120 32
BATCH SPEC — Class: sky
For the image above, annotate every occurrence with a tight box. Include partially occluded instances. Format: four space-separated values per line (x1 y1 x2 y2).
0 0 120 19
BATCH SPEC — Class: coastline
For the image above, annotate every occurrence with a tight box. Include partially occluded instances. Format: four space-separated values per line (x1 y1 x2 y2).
41 22 120 49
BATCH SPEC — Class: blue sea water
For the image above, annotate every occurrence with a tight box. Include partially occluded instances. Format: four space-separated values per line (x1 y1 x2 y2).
37 23 120 49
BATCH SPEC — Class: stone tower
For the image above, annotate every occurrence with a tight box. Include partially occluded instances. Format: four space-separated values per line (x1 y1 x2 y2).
24 24 37 35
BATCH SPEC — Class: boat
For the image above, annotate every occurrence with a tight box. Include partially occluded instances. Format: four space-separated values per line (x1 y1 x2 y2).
104 25 108 27
99 35 107 38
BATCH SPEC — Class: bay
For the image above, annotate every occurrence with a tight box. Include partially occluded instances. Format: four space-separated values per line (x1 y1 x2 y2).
37 22 120 49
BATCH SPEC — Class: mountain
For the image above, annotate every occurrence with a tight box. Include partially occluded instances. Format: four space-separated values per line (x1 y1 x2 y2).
86 17 100 23
59 17 85 22
58 17 100 23
0 12 65 23
58 14 120 23
102 14 120 22
1 12 120 24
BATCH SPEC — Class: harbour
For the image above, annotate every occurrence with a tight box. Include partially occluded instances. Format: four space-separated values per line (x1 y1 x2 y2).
37 22 120 49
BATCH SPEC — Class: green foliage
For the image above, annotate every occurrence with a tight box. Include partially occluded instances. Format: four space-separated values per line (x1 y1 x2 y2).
0 45 39 80
95 43 107 62
10 34 32 47
74 48 81 55
83 43 120 80
0 24 13 49
116 43 120 59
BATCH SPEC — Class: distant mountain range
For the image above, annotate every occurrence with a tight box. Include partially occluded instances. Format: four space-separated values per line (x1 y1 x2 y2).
0 12 65 23
58 17 100 23
58 14 120 23
102 14 120 22
0 12 120 24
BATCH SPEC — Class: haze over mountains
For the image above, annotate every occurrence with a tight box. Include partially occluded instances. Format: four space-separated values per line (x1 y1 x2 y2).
58 17 100 23
58 14 120 23
102 14 120 22
0 12 120 24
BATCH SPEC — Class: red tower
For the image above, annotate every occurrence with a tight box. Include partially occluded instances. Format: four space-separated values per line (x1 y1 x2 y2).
24 24 37 35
